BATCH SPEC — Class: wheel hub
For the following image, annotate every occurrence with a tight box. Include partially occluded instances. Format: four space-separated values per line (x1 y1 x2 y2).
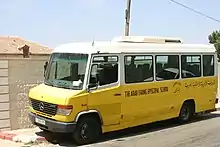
181 107 189 120
81 124 89 139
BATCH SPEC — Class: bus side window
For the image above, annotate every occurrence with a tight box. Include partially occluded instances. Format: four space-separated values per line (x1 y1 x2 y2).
203 55 214 76
91 56 118 86
181 55 201 78
124 55 153 83
155 55 179 81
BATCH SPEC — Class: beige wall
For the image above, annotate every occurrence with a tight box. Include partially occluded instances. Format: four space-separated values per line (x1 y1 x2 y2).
0 54 50 60
0 60 10 130
8 58 48 130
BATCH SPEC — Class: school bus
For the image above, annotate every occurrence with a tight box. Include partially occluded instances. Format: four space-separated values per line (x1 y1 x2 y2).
28 36 218 145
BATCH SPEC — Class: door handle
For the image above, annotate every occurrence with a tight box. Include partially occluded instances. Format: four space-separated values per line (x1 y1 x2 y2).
114 93 121 96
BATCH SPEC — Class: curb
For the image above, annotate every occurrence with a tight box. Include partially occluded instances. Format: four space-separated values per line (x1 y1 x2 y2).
0 131 46 144
0 132 16 140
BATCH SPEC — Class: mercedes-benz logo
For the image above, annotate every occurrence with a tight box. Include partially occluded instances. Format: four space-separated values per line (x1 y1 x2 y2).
39 102 44 111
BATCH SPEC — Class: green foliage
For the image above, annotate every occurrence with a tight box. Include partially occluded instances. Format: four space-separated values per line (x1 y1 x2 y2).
208 30 220 61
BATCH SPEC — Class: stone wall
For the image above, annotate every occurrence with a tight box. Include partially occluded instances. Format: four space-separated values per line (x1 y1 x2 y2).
8 58 48 130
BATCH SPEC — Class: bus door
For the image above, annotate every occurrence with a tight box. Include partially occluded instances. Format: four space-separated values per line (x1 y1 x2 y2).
86 55 122 126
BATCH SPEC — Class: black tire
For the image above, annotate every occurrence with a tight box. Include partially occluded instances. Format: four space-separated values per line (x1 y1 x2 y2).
178 102 194 123
73 116 101 145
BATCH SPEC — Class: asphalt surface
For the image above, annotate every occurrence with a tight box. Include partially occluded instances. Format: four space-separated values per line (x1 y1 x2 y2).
42 111 220 147
2 111 220 147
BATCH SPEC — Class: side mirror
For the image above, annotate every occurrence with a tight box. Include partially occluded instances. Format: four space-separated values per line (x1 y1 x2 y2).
44 61 48 77
86 76 98 92
88 82 98 89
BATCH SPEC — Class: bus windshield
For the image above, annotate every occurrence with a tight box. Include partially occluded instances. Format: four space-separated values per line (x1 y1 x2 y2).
45 53 89 90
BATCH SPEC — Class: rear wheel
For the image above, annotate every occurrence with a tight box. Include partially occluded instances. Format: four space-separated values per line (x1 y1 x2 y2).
73 116 101 145
178 102 194 123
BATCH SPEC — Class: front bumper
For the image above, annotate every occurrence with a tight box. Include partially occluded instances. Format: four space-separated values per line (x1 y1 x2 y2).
28 112 76 133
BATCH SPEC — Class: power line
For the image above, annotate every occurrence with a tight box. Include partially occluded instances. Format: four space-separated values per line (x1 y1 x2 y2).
170 0 220 23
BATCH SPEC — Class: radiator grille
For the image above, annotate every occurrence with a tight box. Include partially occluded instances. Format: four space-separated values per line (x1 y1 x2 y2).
31 99 57 116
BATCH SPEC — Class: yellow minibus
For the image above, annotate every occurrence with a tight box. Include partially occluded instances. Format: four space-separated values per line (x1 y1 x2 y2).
28 36 218 145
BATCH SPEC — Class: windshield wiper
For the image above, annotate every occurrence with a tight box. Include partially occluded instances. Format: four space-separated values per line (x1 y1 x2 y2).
55 85 79 90
44 80 54 87
44 80 82 90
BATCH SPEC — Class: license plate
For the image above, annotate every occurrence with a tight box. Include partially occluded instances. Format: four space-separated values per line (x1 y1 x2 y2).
35 117 46 126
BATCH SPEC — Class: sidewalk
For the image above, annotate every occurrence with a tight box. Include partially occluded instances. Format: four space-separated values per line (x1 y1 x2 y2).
0 139 23 147
0 127 48 144
216 102 220 110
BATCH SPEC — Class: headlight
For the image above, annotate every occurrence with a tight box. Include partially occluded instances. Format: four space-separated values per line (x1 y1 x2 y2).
56 105 73 116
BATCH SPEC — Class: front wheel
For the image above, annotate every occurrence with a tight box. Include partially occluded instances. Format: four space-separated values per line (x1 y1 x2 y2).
73 116 101 145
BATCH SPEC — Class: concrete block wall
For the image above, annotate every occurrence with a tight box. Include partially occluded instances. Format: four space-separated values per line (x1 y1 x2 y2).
0 60 10 130
8 58 48 130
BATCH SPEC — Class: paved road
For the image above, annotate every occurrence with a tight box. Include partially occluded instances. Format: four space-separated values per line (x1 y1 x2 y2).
46 111 220 147
2 112 220 147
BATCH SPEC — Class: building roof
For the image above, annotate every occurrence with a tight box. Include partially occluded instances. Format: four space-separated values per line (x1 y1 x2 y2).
0 36 53 55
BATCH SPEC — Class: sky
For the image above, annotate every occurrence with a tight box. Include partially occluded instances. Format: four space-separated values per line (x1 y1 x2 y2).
0 0 219 48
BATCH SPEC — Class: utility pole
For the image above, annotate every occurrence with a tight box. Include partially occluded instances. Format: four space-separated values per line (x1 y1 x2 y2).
125 0 132 36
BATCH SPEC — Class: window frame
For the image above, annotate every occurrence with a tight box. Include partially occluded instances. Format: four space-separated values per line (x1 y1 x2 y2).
87 54 120 90
202 54 214 77
155 55 180 81
124 54 154 84
93 56 118 63
181 54 202 79
44 53 89 90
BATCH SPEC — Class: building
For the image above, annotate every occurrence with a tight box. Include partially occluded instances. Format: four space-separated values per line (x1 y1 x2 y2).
0 36 52 130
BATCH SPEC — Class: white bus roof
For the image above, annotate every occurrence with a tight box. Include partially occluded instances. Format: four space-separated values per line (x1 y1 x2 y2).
112 36 183 43
53 36 215 54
